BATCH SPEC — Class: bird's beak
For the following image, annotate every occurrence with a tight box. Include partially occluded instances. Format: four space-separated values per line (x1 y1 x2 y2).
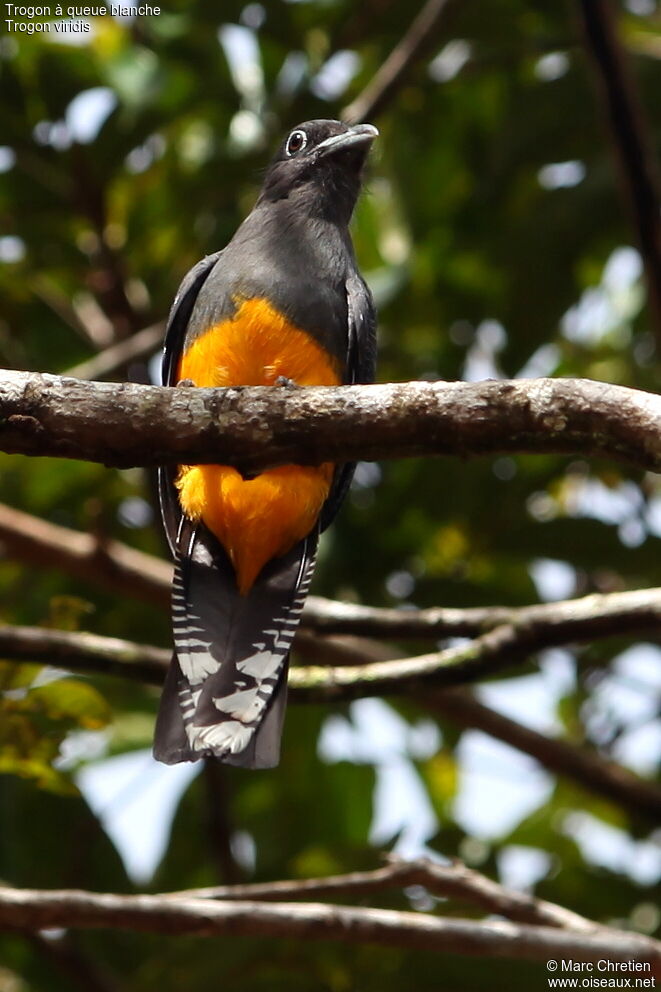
315 123 379 159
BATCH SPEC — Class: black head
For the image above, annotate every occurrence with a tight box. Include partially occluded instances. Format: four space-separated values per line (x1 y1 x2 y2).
258 119 378 222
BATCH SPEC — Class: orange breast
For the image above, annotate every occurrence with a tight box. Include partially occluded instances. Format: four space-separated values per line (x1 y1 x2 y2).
176 297 341 594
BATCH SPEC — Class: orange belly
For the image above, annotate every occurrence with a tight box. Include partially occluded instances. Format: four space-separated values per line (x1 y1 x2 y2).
176 297 341 594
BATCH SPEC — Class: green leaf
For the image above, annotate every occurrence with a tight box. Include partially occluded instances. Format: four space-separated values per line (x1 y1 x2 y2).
27 679 112 729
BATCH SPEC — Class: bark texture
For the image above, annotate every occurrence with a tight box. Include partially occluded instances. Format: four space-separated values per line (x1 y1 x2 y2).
1 885 659 965
1 371 660 473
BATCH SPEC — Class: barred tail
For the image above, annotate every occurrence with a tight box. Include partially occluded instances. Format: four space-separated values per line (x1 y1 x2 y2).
153 525 317 768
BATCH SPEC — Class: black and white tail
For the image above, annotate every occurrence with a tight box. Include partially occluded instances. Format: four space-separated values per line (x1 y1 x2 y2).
153 524 317 768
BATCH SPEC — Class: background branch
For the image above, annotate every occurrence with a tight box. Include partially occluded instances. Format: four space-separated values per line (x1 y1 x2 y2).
1 371 661 472
170 856 599 933
65 322 164 381
3 500 661 649
577 0 661 344
201 760 244 885
5 500 661 653
342 0 454 124
304 586 661 640
0 502 170 609
0 611 654 701
285 617 658 703
28 931 120 992
0 625 168 683
428 688 661 824
3 621 659 823
0 886 658 964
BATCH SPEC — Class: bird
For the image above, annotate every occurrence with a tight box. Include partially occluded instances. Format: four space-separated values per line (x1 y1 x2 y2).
153 119 378 768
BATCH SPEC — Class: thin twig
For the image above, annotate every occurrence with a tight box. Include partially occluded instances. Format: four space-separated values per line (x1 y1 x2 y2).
66 323 164 381
28 932 121 992
202 760 243 884
577 0 661 343
71 146 142 341
169 855 598 933
428 688 661 824
70 293 117 350
342 0 454 124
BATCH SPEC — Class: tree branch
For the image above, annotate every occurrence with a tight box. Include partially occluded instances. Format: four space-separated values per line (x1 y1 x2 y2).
201 759 244 885
0 886 658 964
170 855 598 933
1 371 661 473
4 499 661 653
5 500 661 653
428 688 661 824
28 931 121 992
65 323 164 381
1 500 659 825
305 586 661 640
0 502 170 609
0 608 654 701
577 0 661 344
3 623 660 823
342 0 454 124
0 625 168 683
71 146 142 342
284 616 657 703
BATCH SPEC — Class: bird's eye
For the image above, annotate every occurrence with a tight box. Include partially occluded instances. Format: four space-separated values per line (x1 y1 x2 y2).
285 129 307 156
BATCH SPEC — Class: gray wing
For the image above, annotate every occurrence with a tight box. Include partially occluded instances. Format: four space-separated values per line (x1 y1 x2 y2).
320 272 377 532
157 251 223 557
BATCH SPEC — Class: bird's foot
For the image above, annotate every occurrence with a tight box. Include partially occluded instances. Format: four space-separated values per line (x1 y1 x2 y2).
275 375 299 389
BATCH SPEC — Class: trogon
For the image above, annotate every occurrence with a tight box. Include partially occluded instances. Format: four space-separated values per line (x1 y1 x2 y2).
153 119 378 768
